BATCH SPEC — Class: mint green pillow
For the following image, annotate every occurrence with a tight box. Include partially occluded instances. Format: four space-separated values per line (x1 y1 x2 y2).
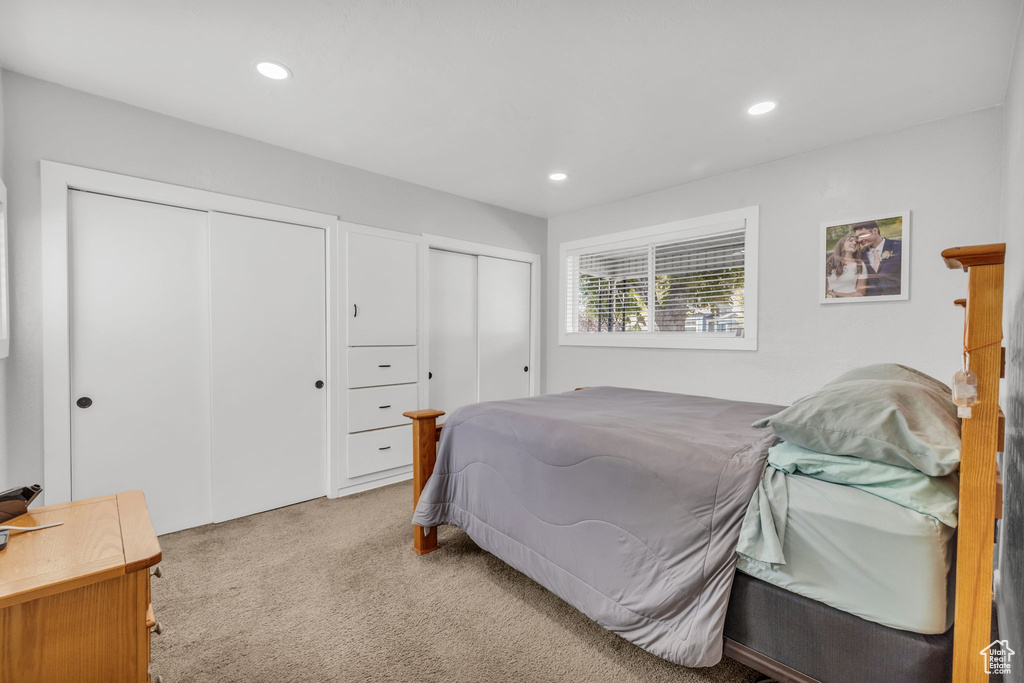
768 441 959 527
826 363 951 394
752 379 961 476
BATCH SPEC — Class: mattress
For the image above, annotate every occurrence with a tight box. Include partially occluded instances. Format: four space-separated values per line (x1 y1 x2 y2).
736 472 956 634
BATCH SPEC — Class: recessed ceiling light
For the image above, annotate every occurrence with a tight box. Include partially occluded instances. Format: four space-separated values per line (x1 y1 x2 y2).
549 172 568 181
256 61 291 80
747 101 776 116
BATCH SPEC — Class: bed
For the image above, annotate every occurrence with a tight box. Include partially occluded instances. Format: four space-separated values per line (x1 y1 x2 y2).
404 243 1006 683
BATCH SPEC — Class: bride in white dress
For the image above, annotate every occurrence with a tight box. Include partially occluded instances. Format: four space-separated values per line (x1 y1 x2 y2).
825 235 867 298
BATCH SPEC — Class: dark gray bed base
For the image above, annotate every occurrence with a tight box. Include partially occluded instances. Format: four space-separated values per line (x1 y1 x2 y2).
723 572 954 683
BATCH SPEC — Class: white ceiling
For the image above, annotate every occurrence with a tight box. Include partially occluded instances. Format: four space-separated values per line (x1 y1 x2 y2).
0 1 1021 217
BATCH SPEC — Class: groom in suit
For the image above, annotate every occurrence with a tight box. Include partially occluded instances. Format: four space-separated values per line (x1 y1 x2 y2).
854 221 902 296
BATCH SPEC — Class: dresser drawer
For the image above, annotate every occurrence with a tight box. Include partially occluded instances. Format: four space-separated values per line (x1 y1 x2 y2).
347 425 413 478
347 347 418 388
348 384 418 433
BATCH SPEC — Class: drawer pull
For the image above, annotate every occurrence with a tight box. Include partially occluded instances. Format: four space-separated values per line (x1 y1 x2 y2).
153 622 164 635
378 364 391 368
353 304 358 317
152 565 163 579
378 405 391 409
379 446 391 451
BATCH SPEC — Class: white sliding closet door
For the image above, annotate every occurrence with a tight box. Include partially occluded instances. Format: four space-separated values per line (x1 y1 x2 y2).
208 213 327 523
428 249 478 422
477 256 532 402
70 191 213 535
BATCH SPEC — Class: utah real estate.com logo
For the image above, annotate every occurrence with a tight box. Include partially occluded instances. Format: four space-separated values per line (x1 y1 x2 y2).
980 639 1015 675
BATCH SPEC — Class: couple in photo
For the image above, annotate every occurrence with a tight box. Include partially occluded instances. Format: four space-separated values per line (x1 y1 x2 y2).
825 220 902 298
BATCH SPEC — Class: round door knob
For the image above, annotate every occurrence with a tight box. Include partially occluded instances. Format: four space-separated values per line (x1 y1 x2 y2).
315 380 325 389
76 397 93 409
523 366 529 372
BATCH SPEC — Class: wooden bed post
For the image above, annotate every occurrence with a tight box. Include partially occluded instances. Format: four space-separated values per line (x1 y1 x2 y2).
942 244 1006 683
404 409 445 555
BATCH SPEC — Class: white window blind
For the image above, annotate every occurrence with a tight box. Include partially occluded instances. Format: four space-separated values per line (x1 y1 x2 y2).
559 207 758 350
568 243 650 333
652 229 744 334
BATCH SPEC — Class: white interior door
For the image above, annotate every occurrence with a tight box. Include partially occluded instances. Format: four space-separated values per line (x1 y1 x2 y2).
477 256 532 402
69 190 213 535
348 232 418 346
428 249 478 422
209 213 327 523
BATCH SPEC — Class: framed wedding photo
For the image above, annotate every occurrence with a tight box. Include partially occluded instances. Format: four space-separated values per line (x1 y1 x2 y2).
819 211 910 304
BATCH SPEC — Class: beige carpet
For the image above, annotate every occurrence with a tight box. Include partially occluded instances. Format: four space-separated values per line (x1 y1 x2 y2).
150 481 761 682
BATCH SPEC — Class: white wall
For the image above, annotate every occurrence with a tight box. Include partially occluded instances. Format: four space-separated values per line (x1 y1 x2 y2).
1005 15 1024 310
0 68 5 176
1 70 546 489
546 107 1004 405
0 69 7 489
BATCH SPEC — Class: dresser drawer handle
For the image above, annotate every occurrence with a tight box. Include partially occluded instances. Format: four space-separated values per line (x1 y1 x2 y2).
378 405 391 409
152 622 164 635
378 364 391 368
152 565 163 579
378 446 391 451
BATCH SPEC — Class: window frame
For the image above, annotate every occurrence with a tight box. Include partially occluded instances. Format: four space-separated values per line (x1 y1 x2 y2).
558 206 759 350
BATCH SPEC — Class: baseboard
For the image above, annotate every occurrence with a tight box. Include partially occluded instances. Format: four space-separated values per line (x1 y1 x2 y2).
335 470 413 498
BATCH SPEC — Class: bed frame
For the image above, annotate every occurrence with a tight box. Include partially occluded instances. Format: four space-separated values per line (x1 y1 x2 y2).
404 242 1007 683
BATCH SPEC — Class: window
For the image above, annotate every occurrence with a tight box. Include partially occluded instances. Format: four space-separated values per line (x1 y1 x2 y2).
559 206 758 350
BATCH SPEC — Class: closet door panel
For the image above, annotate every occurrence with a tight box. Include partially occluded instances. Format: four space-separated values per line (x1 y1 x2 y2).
209 213 327 523
478 256 531 403
69 190 213 535
428 249 478 421
348 232 417 346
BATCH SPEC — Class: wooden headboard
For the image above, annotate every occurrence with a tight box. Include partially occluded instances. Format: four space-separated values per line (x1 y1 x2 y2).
941 243 1006 683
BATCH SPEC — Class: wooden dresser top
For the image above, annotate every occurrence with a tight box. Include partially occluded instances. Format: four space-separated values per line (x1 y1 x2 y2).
0 491 161 609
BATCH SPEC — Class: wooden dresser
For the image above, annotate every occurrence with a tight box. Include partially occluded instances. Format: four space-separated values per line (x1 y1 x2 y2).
0 491 163 683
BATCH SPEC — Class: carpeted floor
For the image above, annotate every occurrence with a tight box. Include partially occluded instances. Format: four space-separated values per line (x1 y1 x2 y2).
150 481 761 682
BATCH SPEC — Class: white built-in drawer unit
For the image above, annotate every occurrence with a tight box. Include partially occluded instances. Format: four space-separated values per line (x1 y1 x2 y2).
347 346 418 388
342 225 421 489
348 384 418 433
347 425 413 478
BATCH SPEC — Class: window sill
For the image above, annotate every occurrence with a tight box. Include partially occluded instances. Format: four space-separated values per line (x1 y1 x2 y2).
558 333 757 351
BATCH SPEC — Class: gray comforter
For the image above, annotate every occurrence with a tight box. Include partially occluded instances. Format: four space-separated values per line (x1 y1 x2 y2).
412 386 781 666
